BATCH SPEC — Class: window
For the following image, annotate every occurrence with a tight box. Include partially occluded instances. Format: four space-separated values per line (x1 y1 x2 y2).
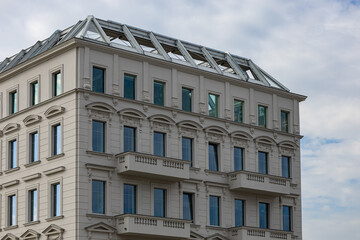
234 99 243 123
9 139 17 169
258 105 267 127
9 90 17 114
93 67 105 93
154 188 166 217
183 193 193 221
182 137 193 166
29 189 38 222
30 132 39 163
209 195 220 226
154 81 165 106
51 183 61 217
8 195 16 226
235 199 244 227
124 184 136 214
53 72 61 96
234 147 244 171
124 74 135 99
208 93 218 117
208 143 219 171
281 111 289 132
92 120 105 152
182 87 192 112
52 124 61 156
92 180 105 214
124 126 136 152
259 202 269 229
258 152 268 174
283 206 292 231
154 132 165 156
30 81 39 106
282 156 291 178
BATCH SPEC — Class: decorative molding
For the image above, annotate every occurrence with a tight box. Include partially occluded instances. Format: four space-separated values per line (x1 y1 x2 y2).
85 222 116 240
148 114 175 132
118 108 146 128
42 224 65 239
3 123 20 135
204 126 227 143
23 114 42 126
1 233 19 240
22 173 42 182
86 102 116 122
43 166 65 176
2 180 20 188
44 105 65 118
20 229 41 240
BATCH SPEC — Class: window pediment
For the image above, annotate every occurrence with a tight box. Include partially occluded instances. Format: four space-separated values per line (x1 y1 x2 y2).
42 224 64 239
149 114 175 132
177 120 202 138
1 233 19 240
86 102 115 121
118 108 146 127
230 131 252 147
278 141 297 156
20 229 41 240
3 123 20 135
206 233 229 240
85 222 116 233
254 136 276 153
190 231 205 239
204 126 227 143
23 115 42 126
44 105 65 118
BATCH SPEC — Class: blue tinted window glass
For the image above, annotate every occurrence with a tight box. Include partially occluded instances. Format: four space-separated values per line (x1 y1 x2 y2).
154 188 166 217
208 94 218 117
182 88 192 112
31 81 39 105
281 111 289 132
53 72 61 96
259 202 268 229
282 156 290 178
9 140 17 168
258 152 268 174
9 195 16 226
124 74 135 99
154 81 165 106
208 143 218 171
93 67 104 93
209 196 219 226
234 100 243 122
283 206 291 231
30 189 38 221
183 193 193 221
124 126 136 152
53 183 60 217
10 91 17 114
30 132 38 163
124 184 136 214
154 132 165 156
234 147 243 171
235 199 244 226
182 137 192 166
258 105 267 127
53 124 61 155
92 180 105 214
92 120 105 152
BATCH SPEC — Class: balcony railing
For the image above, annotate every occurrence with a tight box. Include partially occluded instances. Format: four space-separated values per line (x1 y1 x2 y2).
116 152 190 181
229 226 292 240
228 171 291 196
115 214 191 239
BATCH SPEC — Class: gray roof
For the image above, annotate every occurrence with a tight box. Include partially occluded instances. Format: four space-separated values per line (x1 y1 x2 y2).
0 15 289 91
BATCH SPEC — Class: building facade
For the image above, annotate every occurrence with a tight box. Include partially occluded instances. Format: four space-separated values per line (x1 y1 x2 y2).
0 16 306 240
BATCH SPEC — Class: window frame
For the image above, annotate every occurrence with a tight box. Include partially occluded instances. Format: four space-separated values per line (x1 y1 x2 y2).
208 142 219 171
30 80 39 106
153 187 167 217
233 146 244 171
123 183 137 214
209 195 220 226
153 80 165 106
182 192 194 222
8 138 18 169
9 90 18 115
92 120 106 153
52 123 62 156
7 193 17 227
259 202 269 229
29 130 39 163
28 75 40 107
26 184 40 223
281 155 291 178
258 105 268 128
258 151 268 174
92 66 105 93
124 73 136 100
282 205 292 231
233 99 244 123
182 137 193 166
208 92 219 117
181 87 192 112
47 178 63 219
153 131 166 157
123 126 136 152
91 179 106 214
234 199 245 227
281 110 290 133
49 65 63 97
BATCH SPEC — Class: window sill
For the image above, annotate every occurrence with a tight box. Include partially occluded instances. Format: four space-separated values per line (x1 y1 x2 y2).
4 167 20 174
46 153 65 161
45 215 64 222
86 150 114 159
3 225 18 231
24 160 41 168
24 220 40 226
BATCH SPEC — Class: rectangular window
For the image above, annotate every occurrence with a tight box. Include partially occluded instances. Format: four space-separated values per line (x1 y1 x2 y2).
52 124 61 156
182 87 192 112
29 189 38 222
209 195 220 226
52 183 60 217
124 184 136 214
154 81 165 106
8 195 16 226
234 99 243 123
93 67 105 93
208 93 219 117
154 132 165 156
30 132 39 163
281 111 289 133
183 193 193 221
53 72 61 96
258 105 267 128
208 143 219 171
9 139 17 169
259 202 269 229
92 120 105 152
182 137 193 166
154 188 166 217
234 147 244 171
9 90 17 114
124 126 136 152
282 156 291 178
258 151 268 174
283 206 292 231
124 74 135 99
235 199 244 227
92 180 105 214
30 81 39 106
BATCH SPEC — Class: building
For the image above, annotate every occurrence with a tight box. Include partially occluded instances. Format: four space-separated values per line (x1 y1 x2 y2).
0 16 306 240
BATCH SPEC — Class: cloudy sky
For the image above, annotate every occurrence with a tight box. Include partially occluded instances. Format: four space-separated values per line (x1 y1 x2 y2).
1 0 359 238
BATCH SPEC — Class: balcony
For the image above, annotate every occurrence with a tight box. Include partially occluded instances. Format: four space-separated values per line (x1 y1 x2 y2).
116 152 190 181
115 214 191 239
229 226 292 240
228 171 291 196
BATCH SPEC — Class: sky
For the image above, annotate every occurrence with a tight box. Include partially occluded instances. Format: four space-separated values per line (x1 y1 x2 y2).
0 0 359 239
